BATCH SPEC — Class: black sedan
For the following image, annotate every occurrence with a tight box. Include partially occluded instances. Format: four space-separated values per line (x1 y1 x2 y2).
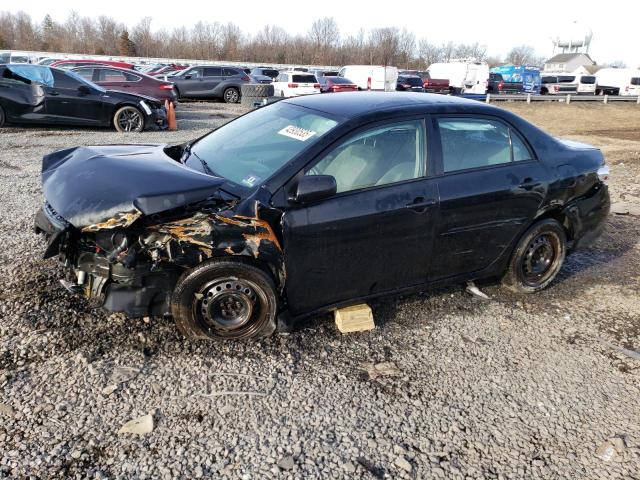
34 93 610 340
0 64 167 132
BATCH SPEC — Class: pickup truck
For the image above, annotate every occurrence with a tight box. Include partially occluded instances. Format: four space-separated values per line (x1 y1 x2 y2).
418 72 450 93
487 73 523 94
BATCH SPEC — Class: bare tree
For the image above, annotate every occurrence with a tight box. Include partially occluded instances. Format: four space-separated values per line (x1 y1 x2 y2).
505 45 537 65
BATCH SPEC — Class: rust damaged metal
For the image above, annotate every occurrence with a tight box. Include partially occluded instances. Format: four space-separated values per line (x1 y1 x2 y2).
82 210 142 233
150 213 214 249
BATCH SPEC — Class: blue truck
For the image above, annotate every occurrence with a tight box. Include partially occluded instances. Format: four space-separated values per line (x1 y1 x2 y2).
489 65 541 94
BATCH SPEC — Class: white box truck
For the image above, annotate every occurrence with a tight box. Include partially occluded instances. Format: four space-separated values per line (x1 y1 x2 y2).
426 62 489 94
595 68 640 96
338 66 398 92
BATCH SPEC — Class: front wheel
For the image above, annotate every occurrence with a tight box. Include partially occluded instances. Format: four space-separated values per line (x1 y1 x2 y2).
113 106 144 132
502 219 567 293
223 87 240 103
172 259 278 340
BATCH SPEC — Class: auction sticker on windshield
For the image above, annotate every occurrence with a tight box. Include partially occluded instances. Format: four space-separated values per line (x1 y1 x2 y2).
278 125 317 141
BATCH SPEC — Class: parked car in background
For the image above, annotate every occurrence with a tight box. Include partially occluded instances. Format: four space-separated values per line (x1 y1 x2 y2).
51 59 135 70
318 75 358 93
427 62 489 94
577 75 597 95
171 65 250 103
0 53 31 64
250 67 280 79
249 74 273 84
540 75 577 95
273 72 320 97
396 75 425 92
36 57 61 66
34 92 610 340
338 65 398 91
490 65 541 94
71 65 177 104
418 72 450 94
487 73 523 94
311 69 339 79
595 68 640 96
0 64 166 132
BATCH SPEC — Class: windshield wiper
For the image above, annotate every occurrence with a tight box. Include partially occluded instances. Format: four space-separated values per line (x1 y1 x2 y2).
191 149 216 177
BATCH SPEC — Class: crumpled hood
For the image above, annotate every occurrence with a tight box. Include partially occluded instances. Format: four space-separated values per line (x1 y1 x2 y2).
41 144 226 228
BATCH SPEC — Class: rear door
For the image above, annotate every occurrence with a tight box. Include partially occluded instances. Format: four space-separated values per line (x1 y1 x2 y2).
202 67 223 94
281 117 438 315
429 115 548 280
45 69 105 125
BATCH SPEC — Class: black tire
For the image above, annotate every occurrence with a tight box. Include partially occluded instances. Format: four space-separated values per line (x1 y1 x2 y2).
171 259 278 340
241 83 275 97
174 87 181 100
113 105 144 133
223 87 240 104
0 105 5 127
502 219 567 294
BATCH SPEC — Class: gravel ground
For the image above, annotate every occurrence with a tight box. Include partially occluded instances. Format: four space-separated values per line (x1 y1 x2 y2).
0 100 639 479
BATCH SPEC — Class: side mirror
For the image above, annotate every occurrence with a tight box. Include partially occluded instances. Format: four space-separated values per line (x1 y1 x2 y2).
78 85 91 95
291 175 337 204
184 74 192 80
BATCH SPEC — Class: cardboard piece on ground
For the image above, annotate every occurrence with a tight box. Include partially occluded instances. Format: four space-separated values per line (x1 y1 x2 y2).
335 304 375 333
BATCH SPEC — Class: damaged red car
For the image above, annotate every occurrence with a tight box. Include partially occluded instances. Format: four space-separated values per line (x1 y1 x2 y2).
35 93 610 340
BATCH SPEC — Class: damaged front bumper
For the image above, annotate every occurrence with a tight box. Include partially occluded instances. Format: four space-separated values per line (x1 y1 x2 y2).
34 202 177 317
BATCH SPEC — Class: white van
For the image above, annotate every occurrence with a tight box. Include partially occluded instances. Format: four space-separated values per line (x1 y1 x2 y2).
576 75 596 94
338 65 398 92
426 62 489 94
596 68 640 96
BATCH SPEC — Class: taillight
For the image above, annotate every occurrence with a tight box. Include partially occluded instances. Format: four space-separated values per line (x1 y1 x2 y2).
288 83 299 88
240 76 250 81
314 83 320 89
367 77 371 90
403 84 412 89
424 79 430 87
498 81 504 91
597 165 610 183
554 85 559 92
159 84 173 90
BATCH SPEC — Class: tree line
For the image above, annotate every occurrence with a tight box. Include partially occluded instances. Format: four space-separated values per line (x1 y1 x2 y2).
0 11 548 68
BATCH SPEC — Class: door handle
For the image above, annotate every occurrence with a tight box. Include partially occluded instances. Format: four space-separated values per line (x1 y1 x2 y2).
405 198 436 212
518 177 541 189
49 90 60 96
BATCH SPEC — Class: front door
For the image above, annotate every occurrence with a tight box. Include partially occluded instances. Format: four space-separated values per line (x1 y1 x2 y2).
281 118 439 315
429 116 548 280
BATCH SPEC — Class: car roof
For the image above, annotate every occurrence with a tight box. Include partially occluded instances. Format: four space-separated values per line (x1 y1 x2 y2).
283 92 492 118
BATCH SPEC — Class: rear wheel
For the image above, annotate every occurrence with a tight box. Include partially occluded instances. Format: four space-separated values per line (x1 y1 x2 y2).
502 219 566 293
172 259 278 340
113 106 144 132
223 87 240 103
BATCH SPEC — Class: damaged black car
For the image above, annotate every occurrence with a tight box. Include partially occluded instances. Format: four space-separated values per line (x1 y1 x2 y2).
35 93 610 340
0 64 166 132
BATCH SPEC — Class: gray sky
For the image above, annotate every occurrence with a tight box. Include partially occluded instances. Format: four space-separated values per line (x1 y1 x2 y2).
5 2 639 67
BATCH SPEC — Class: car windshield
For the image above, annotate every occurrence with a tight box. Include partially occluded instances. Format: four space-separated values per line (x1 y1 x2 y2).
65 69 106 92
190 102 340 188
580 76 596 84
402 76 423 86
631 77 640 86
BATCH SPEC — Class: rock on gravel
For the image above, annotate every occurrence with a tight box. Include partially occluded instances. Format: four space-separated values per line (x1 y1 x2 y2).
118 414 154 435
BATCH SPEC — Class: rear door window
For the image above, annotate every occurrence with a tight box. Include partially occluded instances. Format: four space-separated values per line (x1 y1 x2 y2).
631 78 640 86
437 118 532 173
51 69 82 89
223 68 239 76
204 67 222 77
580 76 596 84
97 68 129 82
73 67 95 81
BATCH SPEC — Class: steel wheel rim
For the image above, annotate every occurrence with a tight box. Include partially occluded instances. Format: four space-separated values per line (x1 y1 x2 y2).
521 232 561 286
193 277 267 337
225 89 238 102
117 108 142 132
